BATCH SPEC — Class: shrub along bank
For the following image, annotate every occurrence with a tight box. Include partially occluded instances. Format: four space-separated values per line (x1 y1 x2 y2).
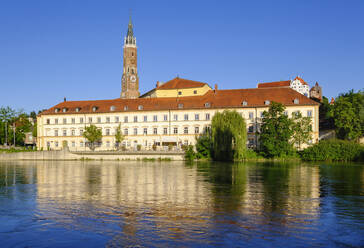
300 140 364 162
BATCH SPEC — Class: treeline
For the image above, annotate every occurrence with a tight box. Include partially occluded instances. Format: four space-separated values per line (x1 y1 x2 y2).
0 106 38 146
186 89 364 162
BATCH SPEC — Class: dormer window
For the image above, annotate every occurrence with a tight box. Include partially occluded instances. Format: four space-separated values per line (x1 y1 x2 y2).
138 105 143 110
242 101 248 106
124 106 128 111
62 108 68 113
194 90 197 94
75 107 81 112
110 106 116 111
92 106 98 112
264 100 270 105
204 102 211 108
178 103 184 109
55 108 60 113
293 98 299 104
178 91 182 95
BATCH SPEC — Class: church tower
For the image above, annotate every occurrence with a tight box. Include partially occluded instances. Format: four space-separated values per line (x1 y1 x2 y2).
120 16 140 99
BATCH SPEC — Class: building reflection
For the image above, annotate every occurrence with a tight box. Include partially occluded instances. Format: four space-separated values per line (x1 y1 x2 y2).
0 160 326 246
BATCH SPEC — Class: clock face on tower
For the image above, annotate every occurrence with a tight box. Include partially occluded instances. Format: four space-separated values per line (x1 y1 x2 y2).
130 75 137 82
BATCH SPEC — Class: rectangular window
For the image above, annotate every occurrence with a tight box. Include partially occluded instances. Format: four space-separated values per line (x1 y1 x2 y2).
163 115 168 121
106 129 110 135
115 116 119 123
134 116 138 122
55 130 58 136
163 128 168 134
307 110 312 117
133 128 138 135
55 118 58 124
173 127 178 134
80 117 84 124
71 118 75 124
195 114 199 120
153 128 157 134
248 125 254 133
124 116 128 123
63 118 67 124
260 112 264 118
63 130 67 136
153 115 158 122
249 112 254 120
97 117 101 123
80 129 83 136
184 114 188 121
173 114 178 121
206 113 210 120
143 115 147 122
106 117 110 123
284 111 288 116
55 141 59 147
106 141 110 147
184 127 188 134
72 141 75 147
80 141 84 147
194 126 199 134
124 128 128 135
89 117 92 123
46 119 50 124
71 130 75 136
143 128 147 135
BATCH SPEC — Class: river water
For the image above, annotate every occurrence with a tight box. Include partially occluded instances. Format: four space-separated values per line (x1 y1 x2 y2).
0 161 363 247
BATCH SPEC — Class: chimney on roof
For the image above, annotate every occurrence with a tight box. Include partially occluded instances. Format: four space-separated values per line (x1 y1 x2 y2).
64 97 66 102
156 81 160 88
214 84 218 93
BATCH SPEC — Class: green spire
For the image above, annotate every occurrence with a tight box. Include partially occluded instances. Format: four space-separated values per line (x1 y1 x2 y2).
127 13 133 38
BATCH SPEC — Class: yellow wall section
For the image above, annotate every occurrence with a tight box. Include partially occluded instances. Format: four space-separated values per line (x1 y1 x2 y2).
156 84 212 98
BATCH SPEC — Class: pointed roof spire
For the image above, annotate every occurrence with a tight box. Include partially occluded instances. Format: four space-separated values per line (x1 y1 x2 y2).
127 11 134 38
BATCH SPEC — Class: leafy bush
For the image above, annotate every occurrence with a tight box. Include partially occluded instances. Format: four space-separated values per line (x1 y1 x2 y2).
184 145 196 161
195 132 212 159
300 139 364 162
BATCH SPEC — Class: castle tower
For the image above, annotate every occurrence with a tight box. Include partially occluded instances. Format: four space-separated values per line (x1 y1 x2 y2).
120 16 140 99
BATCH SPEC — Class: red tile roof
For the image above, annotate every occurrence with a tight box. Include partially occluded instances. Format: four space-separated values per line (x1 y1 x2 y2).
257 80 291 88
157 77 208 90
40 88 318 116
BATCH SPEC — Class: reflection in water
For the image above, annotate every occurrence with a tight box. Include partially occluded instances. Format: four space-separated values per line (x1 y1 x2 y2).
0 161 363 247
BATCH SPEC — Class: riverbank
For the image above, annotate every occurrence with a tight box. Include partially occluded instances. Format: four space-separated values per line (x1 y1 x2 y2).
0 149 185 161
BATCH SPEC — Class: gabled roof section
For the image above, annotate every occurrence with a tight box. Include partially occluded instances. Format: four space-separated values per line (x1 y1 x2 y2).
257 80 291 88
40 88 318 116
294 76 308 85
157 77 208 90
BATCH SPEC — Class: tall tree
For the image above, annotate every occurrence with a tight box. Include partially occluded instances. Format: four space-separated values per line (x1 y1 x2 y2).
259 102 294 157
211 110 247 161
114 124 124 150
291 111 312 150
83 125 102 151
331 90 363 141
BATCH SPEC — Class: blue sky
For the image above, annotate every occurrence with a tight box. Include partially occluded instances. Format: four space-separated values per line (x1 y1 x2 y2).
0 0 363 113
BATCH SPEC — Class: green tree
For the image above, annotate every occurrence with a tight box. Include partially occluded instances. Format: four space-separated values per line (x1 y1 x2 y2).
331 90 363 141
291 111 312 150
32 122 37 138
259 102 294 158
211 110 247 161
83 124 102 151
114 124 124 150
195 127 212 159
0 106 17 145
319 96 334 130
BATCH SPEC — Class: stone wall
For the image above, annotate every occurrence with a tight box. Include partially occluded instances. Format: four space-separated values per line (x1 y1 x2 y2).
0 149 185 161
